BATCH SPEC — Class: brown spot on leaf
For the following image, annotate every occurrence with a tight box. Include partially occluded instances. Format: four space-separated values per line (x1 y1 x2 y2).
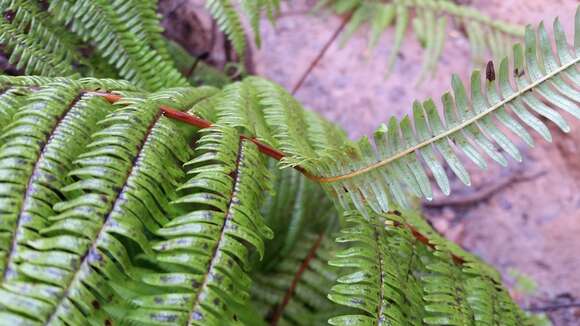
92 300 100 310
486 61 495 82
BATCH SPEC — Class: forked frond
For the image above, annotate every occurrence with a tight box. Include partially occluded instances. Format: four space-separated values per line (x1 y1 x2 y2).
313 12 579 215
328 209 531 325
126 125 273 325
321 0 525 79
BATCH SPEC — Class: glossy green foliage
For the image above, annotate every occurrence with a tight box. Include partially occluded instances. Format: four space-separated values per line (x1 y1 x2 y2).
316 12 580 215
47 0 188 90
0 2 574 324
328 209 532 325
124 125 272 325
0 74 546 325
320 0 525 79
0 77 214 324
199 77 352 170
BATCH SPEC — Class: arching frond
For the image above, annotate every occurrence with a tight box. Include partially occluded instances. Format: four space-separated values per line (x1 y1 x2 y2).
206 0 281 56
0 0 94 76
322 0 525 79
0 83 112 286
328 209 531 325
125 125 273 325
314 13 580 215
60 0 189 89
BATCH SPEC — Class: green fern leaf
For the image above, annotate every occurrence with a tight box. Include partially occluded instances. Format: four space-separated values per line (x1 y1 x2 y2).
206 0 280 56
315 13 580 215
0 0 90 77
328 209 531 325
0 82 206 324
47 0 188 90
251 233 341 325
126 125 273 325
207 0 248 58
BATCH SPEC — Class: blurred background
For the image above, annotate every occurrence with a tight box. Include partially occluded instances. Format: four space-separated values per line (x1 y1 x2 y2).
166 0 580 324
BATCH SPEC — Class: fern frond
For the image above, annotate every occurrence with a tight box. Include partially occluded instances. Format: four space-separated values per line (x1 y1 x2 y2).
328 209 531 325
325 0 525 78
207 0 248 58
206 0 280 56
45 0 188 90
314 13 579 215
0 0 92 76
0 85 205 324
0 82 112 284
251 232 341 325
126 125 273 325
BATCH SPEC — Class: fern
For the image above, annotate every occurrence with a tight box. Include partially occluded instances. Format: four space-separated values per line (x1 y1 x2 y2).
251 232 341 325
0 2 576 325
320 0 525 79
123 125 273 325
0 0 188 90
0 0 94 76
206 0 280 57
311 12 580 215
328 209 531 325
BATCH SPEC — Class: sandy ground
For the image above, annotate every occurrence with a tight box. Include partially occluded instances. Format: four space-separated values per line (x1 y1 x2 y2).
251 1 580 324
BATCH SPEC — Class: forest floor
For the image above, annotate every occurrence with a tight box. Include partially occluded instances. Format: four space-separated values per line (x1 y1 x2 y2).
166 0 580 324
252 1 580 324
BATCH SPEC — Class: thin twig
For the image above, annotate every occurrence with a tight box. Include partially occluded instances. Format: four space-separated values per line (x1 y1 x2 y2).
186 20 218 78
291 13 352 95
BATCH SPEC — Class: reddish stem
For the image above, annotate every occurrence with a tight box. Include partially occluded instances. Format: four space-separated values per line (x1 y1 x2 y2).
93 91 464 268
269 233 324 325
95 92 320 181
